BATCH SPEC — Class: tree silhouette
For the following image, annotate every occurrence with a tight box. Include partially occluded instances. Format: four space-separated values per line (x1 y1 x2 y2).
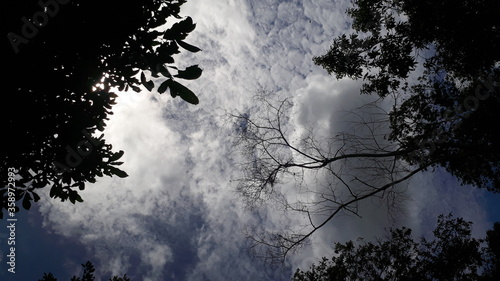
232 92 427 263
293 214 500 281
313 0 500 191
39 261 130 281
1 0 202 218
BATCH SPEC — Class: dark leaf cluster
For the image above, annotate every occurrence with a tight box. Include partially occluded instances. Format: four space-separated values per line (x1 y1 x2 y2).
313 0 500 191
294 214 500 281
39 261 130 281
1 0 201 218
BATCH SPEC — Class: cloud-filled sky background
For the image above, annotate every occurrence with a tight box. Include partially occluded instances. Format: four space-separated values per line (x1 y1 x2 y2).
2 0 500 280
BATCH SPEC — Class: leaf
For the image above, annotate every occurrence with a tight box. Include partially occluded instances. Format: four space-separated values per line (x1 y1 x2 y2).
158 65 172 78
68 190 82 204
97 121 105 131
32 192 41 202
131 85 141 92
109 166 129 178
163 16 196 40
175 65 203 80
49 186 59 198
176 40 201 53
180 16 196 33
169 81 199 104
151 71 160 78
156 41 180 58
141 72 154 91
22 192 32 210
145 80 154 91
158 79 171 94
109 150 125 162
74 193 84 203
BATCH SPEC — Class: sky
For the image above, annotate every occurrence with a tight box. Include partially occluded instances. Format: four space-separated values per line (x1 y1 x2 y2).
2 0 500 280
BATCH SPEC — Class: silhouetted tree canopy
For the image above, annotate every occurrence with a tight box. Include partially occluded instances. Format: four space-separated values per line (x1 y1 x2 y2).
1 0 202 218
294 214 500 281
313 0 500 191
39 261 130 281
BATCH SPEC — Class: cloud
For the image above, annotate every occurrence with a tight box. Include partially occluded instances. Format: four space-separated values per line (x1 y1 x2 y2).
36 90 207 280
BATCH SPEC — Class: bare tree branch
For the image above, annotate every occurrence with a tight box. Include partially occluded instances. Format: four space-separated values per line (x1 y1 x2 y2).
228 91 433 264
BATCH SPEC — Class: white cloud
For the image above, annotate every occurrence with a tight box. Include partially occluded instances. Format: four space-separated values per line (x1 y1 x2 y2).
37 90 193 279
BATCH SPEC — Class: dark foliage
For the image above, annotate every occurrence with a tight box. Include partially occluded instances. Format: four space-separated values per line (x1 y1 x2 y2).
39 261 130 281
1 0 202 218
314 0 500 191
294 214 500 281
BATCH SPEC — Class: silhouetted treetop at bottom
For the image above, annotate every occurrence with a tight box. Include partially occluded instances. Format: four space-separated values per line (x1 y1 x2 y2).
294 214 500 281
39 261 130 281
